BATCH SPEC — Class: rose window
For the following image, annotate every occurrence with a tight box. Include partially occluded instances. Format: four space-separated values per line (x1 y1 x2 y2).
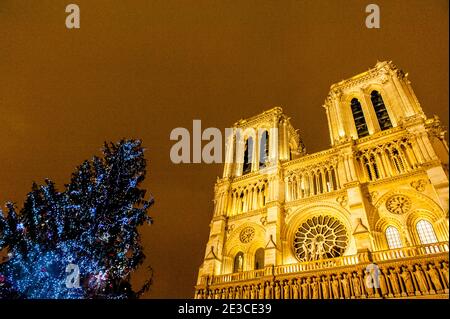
386 195 411 215
239 227 255 243
293 215 348 262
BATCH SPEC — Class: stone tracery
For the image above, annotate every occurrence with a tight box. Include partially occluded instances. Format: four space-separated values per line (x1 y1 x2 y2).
293 215 348 262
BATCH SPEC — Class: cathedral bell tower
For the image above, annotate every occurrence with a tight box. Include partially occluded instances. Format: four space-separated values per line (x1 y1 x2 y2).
197 107 305 281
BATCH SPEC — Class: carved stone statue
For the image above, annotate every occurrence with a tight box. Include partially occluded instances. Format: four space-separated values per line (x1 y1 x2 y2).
259 283 265 299
441 262 449 288
301 278 309 299
413 264 429 294
321 276 330 299
250 285 256 299
363 270 374 297
292 279 299 299
378 269 389 297
274 282 281 299
400 266 415 295
340 274 351 299
243 286 249 299
302 243 309 261
311 277 319 299
352 273 362 297
228 287 234 299
222 288 227 299
215 289 220 299
265 282 272 299
237 254 243 272
331 275 340 299
283 281 290 299
235 286 242 299
388 269 401 296
427 264 443 292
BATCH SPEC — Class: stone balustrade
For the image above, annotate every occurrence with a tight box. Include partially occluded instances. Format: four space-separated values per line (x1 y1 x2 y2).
195 242 449 299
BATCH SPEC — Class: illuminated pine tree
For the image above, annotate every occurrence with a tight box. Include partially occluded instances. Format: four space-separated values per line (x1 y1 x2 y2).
0 139 153 299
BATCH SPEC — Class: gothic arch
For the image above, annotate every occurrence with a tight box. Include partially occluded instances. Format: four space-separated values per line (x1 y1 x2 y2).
223 222 266 273
343 92 370 139
371 189 443 221
374 216 406 250
406 209 447 244
369 189 446 248
363 84 397 128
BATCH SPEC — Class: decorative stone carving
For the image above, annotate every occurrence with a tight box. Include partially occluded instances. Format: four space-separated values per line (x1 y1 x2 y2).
260 216 267 226
331 275 340 299
265 282 272 299
311 278 319 299
410 179 427 192
352 272 362 297
226 224 235 235
336 195 348 207
274 282 281 299
250 285 256 299
427 264 443 292
386 195 412 215
283 281 290 299
369 191 379 203
321 276 330 299
413 265 428 294
340 274 351 299
301 278 309 299
292 279 299 299
239 227 255 243
441 262 449 288
400 266 415 295
293 215 348 262
388 268 401 296
378 268 389 297
284 208 292 218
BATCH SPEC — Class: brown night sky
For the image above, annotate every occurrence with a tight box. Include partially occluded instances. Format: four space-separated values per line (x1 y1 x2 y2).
0 1 448 298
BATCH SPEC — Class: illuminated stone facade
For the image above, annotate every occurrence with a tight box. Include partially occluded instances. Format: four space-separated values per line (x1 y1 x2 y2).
195 61 449 299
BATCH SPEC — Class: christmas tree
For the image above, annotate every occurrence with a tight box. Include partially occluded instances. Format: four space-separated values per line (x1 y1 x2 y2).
0 139 153 299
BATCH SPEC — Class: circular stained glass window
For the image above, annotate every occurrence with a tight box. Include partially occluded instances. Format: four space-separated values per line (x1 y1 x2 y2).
239 227 255 243
293 215 348 262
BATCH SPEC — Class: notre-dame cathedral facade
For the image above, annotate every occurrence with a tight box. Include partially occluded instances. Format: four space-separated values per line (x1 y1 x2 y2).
195 61 449 299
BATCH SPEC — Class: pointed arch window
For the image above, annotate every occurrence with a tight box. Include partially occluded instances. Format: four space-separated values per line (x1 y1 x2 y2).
243 137 253 174
233 252 244 273
254 248 265 270
385 226 403 249
351 98 369 138
371 91 393 130
259 131 269 169
416 220 438 244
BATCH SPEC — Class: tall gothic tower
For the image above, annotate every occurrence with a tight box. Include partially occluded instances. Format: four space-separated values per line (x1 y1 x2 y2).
195 61 449 299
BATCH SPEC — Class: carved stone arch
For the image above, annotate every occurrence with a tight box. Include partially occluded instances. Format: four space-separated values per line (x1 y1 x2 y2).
372 189 443 216
375 216 404 232
369 189 445 245
343 91 369 139
224 222 266 273
406 209 445 245
363 83 397 128
374 216 406 250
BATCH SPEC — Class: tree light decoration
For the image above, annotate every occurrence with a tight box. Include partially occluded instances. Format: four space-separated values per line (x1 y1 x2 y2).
0 139 154 299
